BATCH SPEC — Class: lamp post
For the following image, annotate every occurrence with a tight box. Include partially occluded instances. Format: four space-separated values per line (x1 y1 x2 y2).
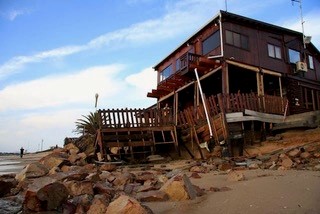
95 93 99 111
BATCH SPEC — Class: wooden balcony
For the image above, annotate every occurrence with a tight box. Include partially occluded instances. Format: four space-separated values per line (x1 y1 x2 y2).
178 52 220 76
147 53 221 99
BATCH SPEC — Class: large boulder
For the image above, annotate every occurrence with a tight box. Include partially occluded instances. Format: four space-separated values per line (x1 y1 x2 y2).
40 153 68 169
24 182 68 212
106 195 152 214
36 182 69 210
15 162 49 182
87 194 109 214
160 174 197 201
227 170 245 182
0 178 17 197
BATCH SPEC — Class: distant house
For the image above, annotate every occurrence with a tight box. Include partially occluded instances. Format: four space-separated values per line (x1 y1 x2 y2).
148 10 319 119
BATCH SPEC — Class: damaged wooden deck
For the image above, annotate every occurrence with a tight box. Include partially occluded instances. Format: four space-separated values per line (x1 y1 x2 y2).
95 108 178 160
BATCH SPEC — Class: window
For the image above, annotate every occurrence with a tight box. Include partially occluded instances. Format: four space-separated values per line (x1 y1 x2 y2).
202 30 220 55
226 30 249 50
288 49 300 64
308 55 314 69
160 64 172 81
175 58 180 72
268 44 282 59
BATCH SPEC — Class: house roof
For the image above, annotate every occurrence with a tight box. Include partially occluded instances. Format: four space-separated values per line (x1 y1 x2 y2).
153 10 319 70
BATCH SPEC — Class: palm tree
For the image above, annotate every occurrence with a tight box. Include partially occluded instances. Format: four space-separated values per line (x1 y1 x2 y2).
74 112 100 135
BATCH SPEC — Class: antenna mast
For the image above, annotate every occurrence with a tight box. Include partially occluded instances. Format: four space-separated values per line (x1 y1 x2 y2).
225 0 228 12
292 0 306 49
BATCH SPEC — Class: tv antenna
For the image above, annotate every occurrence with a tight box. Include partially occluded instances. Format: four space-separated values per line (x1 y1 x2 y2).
291 0 306 48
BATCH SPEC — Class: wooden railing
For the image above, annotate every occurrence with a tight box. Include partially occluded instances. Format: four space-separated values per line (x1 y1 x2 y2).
178 52 202 73
209 93 287 115
98 108 174 129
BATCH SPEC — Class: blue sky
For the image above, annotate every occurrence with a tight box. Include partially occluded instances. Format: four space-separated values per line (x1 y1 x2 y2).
0 0 319 153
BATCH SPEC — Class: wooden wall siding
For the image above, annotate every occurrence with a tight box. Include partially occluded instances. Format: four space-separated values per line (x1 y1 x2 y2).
98 108 174 129
285 78 312 114
222 21 319 82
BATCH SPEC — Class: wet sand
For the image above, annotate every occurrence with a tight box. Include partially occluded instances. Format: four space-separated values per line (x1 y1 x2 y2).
0 151 51 175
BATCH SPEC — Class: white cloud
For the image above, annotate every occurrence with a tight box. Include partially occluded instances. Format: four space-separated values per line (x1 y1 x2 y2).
0 64 124 111
125 67 156 91
1 8 32 21
0 64 157 152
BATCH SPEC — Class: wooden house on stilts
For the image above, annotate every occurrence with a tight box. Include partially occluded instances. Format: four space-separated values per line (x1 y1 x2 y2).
96 10 320 160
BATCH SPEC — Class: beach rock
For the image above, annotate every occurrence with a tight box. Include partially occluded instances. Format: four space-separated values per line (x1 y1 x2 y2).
160 174 197 201
313 164 320 171
63 172 89 181
190 172 202 179
136 190 169 202
99 163 117 172
281 157 293 169
23 190 43 212
137 182 157 192
93 182 115 201
40 153 68 169
15 162 49 182
48 166 61 175
65 181 94 196
248 162 260 169
64 143 80 155
36 182 69 210
112 172 135 189
313 152 320 158
69 194 93 212
135 171 155 183
190 165 208 173
300 152 311 159
0 179 17 197
87 194 109 214
218 162 232 171
288 148 300 157
106 195 151 214
62 202 76 214
68 153 81 164
227 170 245 181
86 172 101 182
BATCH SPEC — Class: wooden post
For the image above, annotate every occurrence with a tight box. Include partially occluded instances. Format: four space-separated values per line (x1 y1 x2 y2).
222 61 229 94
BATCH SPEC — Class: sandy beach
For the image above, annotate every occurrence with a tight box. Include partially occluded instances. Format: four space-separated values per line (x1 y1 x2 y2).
0 151 51 175
146 169 320 214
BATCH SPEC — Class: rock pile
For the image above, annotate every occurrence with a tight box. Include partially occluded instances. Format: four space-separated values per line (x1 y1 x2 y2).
0 143 204 213
1 139 320 213
243 142 320 171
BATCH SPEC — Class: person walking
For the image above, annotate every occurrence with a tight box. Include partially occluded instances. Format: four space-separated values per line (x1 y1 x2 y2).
20 147 24 158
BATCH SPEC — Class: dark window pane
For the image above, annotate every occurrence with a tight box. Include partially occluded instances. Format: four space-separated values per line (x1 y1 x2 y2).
202 30 220 55
176 59 180 71
241 35 249 50
160 64 172 81
226 30 233 45
233 33 241 47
